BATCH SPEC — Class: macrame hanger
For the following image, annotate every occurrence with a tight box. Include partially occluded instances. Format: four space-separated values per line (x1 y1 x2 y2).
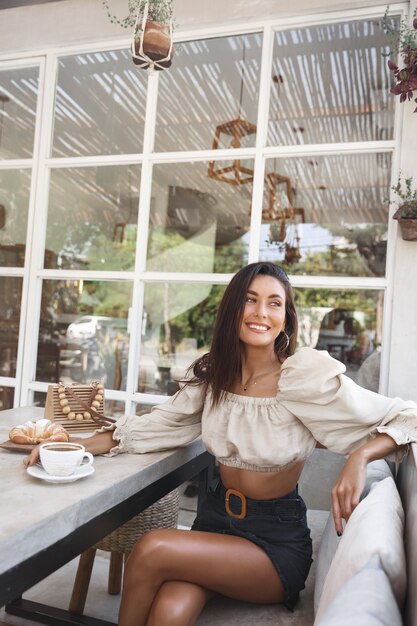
131 0 174 72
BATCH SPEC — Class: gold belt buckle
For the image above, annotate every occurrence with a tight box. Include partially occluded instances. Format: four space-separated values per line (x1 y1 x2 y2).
225 488 247 519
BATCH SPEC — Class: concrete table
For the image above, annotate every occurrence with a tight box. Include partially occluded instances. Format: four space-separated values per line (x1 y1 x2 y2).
0 406 213 626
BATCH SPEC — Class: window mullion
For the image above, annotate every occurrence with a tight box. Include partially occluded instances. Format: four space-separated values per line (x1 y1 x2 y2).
19 52 58 405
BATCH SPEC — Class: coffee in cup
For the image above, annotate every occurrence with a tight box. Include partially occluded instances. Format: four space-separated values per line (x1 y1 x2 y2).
39 442 94 477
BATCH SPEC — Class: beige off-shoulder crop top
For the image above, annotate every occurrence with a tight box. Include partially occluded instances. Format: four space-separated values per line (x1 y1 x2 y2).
99 348 417 471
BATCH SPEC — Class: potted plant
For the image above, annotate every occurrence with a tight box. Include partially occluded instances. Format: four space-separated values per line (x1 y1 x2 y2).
101 0 175 70
382 6 417 110
390 173 417 240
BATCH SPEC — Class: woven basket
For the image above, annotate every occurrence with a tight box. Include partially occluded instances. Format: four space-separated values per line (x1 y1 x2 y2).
95 489 180 554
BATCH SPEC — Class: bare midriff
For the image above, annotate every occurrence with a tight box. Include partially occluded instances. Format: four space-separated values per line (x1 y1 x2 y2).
219 460 306 500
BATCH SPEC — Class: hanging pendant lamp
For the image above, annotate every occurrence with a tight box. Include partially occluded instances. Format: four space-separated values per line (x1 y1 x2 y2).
264 164 305 263
207 40 256 185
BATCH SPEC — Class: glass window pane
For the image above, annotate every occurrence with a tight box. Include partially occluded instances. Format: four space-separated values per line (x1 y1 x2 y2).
0 66 39 159
136 401 158 416
0 386 14 411
295 287 384 387
0 169 31 267
51 50 147 157
0 276 22 378
45 165 140 270
148 161 251 273
106 399 126 418
268 18 396 146
138 282 226 395
155 34 262 151
34 391 45 407
259 153 390 277
37 279 132 390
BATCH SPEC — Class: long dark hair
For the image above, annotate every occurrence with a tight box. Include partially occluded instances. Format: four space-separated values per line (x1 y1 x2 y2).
187 262 298 405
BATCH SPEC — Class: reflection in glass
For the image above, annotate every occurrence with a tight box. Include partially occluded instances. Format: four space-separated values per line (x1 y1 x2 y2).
295 287 384 386
155 34 262 151
259 153 390 277
52 50 147 157
0 386 14 411
106 399 126 417
0 277 22 378
34 391 46 407
136 401 158 416
37 280 132 390
0 66 39 159
148 162 251 273
268 18 396 146
0 169 31 267
138 282 226 395
45 165 140 270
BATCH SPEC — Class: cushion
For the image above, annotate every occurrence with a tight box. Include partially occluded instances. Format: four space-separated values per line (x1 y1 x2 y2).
315 555 402 626
314 459 393 614
314 476 406 624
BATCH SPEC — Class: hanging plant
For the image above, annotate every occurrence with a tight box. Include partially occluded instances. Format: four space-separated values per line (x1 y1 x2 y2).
389 173 417 240
382 6 417 110
101 0 175 70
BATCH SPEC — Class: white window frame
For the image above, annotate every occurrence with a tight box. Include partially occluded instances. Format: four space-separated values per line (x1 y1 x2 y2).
0 3 408 412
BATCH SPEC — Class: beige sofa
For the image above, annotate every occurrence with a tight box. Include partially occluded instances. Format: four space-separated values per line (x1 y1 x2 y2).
196 445 417 626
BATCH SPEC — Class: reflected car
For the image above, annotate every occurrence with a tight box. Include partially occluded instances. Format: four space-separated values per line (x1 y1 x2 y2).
66 316 127 340
61 315 129 384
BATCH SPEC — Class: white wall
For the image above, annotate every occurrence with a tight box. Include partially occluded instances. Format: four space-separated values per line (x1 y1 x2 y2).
0 0 406 53
388 1 417 400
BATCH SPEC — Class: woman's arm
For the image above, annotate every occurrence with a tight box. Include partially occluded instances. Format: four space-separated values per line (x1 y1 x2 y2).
280 348 417 460
23 431 115 467
331 433 402 535
23 381 205 468
71 431 115 455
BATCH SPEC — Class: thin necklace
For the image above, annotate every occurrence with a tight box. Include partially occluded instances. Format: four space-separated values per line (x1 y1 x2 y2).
241 365 281 391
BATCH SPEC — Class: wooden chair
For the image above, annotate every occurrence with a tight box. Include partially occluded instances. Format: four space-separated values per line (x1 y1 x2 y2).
69 489 179 614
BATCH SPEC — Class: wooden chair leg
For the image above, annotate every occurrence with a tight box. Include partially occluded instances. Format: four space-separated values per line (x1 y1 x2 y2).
69 548 97 614
108 551 124 595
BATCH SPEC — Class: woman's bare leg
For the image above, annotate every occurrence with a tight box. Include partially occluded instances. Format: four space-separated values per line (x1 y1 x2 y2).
146 581 214 626
118 528 285 626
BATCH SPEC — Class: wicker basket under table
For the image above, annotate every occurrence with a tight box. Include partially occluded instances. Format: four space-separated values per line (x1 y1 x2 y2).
69 489 180 614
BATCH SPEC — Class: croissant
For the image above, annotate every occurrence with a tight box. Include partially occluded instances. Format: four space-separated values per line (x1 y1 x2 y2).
9 418 69 445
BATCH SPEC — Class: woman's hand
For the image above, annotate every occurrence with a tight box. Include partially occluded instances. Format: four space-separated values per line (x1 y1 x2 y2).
331 450 367 535
23 444 41 468
22 431 116 468
331 434 401 535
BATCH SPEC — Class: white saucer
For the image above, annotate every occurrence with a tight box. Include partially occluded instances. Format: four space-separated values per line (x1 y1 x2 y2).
27 463 94 484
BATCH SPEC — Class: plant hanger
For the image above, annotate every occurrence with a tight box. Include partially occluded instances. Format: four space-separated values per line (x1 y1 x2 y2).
131 1 174 71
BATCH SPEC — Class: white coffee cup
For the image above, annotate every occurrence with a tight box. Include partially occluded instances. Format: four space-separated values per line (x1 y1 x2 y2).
39 442 94 477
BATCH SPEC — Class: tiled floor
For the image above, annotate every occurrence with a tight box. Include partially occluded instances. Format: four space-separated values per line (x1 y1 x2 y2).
0 483 198 626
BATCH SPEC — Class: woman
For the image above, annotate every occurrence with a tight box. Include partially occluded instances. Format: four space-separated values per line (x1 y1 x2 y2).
25 262 417 626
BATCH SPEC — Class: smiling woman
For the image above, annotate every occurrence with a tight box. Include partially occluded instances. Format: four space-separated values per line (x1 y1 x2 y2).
188 263 298 407
24 261 417 626
239 275 287 354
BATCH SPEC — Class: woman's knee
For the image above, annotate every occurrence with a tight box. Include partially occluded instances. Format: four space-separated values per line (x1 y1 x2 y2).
125 528 176 579
148 583 208 626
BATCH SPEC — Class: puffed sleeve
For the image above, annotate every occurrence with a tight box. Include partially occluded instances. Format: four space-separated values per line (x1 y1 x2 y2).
96 381 205 456
279 347 417 460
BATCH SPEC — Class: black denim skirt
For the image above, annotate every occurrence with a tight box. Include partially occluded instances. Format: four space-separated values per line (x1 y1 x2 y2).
191 478 313 610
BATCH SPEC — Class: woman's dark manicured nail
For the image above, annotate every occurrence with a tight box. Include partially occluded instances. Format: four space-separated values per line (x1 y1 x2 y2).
337 530 342 537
